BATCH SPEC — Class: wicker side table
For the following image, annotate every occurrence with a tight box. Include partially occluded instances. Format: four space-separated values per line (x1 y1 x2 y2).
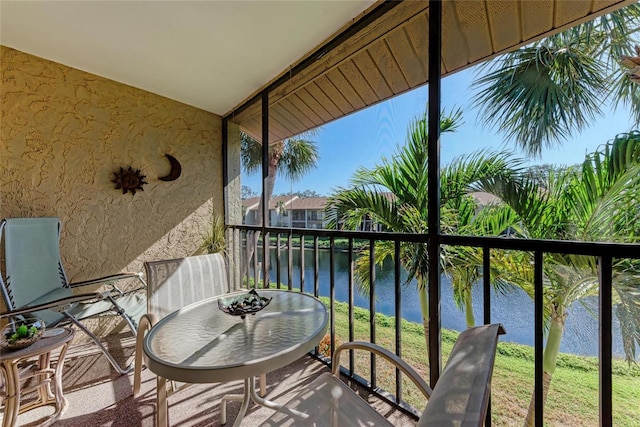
0 327 75 427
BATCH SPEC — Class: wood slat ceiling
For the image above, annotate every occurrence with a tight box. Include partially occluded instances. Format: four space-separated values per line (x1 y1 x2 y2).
230 0 634 143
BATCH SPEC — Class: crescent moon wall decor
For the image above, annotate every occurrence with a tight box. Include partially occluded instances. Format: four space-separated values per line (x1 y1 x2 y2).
158 154 182 181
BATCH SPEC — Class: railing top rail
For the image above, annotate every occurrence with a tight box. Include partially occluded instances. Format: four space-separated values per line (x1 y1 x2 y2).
441 235 640 258
229 224 640 259
231 224 428 243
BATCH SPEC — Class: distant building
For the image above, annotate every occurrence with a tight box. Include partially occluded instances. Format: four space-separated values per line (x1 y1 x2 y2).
288 197 328 228
242 191 501 230
242 196 328 228
469 191 501 207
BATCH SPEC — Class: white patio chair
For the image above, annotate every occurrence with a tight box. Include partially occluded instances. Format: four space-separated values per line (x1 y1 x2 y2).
0 217 147 375
133 253 267 396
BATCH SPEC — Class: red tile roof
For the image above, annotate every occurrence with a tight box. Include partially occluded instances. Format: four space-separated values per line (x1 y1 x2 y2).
242 195 298 210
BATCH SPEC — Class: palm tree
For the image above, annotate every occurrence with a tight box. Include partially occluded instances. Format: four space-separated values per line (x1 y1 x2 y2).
469 7 640 421
472 4 640 156
241 130 320 271
479 131 640 426
441 196 518 327
326 108 517 352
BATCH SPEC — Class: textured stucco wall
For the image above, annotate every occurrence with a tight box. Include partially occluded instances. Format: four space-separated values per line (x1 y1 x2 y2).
0 46 223 287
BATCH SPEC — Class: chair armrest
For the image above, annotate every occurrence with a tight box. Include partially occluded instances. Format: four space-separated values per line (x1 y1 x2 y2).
332 341 432 400
70 272 147 297
69 271 146 288
0 292 106 318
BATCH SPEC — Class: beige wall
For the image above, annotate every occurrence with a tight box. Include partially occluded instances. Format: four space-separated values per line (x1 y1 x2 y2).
0 46 223 285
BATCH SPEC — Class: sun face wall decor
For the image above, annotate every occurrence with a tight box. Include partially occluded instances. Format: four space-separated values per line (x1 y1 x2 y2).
111 155 180 195
112 166 147 195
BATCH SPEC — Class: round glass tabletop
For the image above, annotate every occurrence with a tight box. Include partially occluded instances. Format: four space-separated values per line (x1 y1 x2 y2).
143 289 328 383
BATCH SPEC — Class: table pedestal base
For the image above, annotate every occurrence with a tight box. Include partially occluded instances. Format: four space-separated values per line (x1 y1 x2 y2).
0 329 73 427
221 376 281 426
155 375 278 427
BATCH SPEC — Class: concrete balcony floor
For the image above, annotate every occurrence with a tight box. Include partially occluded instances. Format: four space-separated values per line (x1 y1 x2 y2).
8 332 415 426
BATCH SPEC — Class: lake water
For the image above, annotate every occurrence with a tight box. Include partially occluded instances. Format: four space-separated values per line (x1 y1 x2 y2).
257 247 627 358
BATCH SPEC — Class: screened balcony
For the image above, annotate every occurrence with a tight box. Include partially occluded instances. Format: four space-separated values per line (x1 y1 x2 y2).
2 1 638 426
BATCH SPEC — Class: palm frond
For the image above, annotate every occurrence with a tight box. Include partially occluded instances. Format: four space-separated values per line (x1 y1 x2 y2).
610 71 640 123
470 6 640 157
571 133 640 241
613 274 640 364
279 137 320 182
325 186 402 231
241 130 320 181
240 132 264 174
352 241 396 296
441 150 523 205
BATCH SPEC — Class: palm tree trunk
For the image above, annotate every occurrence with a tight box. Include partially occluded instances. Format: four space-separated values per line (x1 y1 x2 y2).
464 286 475 327
524 371 553 427
523 313 565 427
418 279 430 360
243 162 278 281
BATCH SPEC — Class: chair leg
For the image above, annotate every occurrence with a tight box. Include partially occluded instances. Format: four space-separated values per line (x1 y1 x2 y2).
157 376 168 427
64 315 133 375
133 314 157 396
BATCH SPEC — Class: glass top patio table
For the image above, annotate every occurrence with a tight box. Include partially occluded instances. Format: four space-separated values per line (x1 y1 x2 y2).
143 289 329 384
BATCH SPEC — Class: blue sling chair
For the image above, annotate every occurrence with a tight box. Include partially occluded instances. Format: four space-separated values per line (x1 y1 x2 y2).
0 217 147 374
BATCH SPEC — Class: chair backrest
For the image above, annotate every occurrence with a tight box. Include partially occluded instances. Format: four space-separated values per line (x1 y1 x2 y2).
418 323 505 426
1 217 69 312
144 253 229 320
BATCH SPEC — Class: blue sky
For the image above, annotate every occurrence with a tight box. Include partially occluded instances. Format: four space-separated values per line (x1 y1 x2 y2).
242 67 638 197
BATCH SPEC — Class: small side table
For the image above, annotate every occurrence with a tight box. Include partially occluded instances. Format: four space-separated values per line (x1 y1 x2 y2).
0 327 75 427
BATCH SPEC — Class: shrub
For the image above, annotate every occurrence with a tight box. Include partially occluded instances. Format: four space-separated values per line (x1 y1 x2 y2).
318 333 342 358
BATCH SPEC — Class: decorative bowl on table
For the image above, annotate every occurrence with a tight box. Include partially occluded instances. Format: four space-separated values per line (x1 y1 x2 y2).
1 318 45 351
217 289 272 319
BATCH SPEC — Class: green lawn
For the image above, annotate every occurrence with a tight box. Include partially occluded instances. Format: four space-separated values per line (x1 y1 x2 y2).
321 297 640 426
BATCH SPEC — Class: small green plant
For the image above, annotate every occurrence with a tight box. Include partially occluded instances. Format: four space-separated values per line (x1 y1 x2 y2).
202 214 226 254
6 323 38 343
